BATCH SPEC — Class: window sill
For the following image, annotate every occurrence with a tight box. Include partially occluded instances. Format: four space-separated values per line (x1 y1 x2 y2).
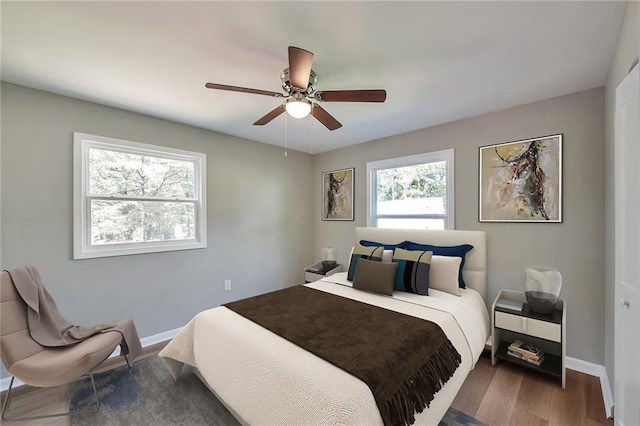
73 240 207 259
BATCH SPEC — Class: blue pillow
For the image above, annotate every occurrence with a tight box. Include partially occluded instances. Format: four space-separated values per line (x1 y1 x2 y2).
404 242 474 288
359 239 410 251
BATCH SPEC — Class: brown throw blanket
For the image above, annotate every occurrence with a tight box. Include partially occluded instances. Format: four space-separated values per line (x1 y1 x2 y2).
224 286 461 426
7 265 142 366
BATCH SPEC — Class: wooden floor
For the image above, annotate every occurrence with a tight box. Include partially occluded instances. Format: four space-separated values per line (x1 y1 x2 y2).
2 347 612 425
451 354 613 426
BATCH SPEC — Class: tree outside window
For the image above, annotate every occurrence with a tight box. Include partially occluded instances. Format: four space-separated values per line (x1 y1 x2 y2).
74 133 206 259
367 150 454 230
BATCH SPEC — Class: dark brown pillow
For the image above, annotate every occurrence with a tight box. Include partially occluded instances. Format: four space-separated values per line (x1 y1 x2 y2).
352 258 398 296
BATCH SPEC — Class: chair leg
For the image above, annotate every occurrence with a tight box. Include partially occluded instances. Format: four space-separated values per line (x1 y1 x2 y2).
0 373 100 422
124 352 132 370
1 376 15 421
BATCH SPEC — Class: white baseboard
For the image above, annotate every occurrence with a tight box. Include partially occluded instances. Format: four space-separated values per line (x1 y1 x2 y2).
0 327 182 393
600 367 614 419
566 356 602 376
485 335 493 348
0 376 24 393
139 327 182 348
566 356 613 419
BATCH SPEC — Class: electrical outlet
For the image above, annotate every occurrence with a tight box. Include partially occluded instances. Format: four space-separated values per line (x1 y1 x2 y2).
224 279 231 291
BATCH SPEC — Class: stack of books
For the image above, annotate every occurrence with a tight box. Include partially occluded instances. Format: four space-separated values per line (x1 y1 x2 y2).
306 265 325 273
495 298 523 312
507 340 545 366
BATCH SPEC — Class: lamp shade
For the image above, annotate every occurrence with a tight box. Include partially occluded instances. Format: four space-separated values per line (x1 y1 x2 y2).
285 99 312 119
322 247 335 261
523 266 562 314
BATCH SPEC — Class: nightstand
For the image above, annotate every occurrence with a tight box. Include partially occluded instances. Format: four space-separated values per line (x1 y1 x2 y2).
304 262 343 283
491 289 566 388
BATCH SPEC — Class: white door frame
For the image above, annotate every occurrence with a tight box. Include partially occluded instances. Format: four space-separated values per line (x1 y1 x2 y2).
614 62 640 426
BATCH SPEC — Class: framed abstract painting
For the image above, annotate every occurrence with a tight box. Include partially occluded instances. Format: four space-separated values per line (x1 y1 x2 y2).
479 134 562 222
322 168 354 221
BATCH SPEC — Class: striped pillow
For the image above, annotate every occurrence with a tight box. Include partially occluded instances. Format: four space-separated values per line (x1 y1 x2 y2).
347 244 384 281
392 248 433 295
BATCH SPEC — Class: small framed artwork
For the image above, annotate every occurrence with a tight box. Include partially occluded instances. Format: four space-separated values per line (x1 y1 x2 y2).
322 167 354 221
479 134 562 222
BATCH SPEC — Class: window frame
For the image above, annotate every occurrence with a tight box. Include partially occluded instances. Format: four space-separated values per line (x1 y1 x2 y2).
73 132 207 259
366 149 455 229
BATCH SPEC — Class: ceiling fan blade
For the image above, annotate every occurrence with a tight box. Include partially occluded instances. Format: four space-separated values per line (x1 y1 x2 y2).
311 105 342 131
314 89 387 103
253 105 286 126
288 46 314 91
205 83 284 98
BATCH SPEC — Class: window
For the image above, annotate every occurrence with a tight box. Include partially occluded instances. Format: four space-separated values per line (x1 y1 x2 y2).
73 133 206 259
366 149 454 230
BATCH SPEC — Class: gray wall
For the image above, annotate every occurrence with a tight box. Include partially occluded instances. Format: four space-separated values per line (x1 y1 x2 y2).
1 82 315 341
314 88 605 364
603 0 639 397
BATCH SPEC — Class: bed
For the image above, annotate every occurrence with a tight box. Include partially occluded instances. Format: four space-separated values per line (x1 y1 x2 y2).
159 227 490 425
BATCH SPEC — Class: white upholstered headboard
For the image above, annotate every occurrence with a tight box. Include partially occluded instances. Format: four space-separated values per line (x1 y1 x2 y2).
354 227 487 301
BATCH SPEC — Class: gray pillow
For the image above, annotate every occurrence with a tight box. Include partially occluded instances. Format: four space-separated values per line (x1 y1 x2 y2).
352 258 398 296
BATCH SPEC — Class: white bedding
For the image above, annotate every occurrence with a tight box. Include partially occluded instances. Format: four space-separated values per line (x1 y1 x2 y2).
159 273 490 426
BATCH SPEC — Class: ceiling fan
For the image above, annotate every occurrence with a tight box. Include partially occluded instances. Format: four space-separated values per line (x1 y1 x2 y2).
205 46 387 131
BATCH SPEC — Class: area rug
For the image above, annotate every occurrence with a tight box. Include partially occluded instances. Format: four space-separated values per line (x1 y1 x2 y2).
70 356 486 426
439 408 488 426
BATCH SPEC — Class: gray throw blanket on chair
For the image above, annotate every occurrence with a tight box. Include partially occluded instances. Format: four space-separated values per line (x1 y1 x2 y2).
7 265 142 366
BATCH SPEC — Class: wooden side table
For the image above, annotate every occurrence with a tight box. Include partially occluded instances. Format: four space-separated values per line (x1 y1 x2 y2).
491 289 566 388
303 262 343 283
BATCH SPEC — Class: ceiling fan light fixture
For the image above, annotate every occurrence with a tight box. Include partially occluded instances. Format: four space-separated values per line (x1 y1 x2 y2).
285 98 312 119
205 46 385 130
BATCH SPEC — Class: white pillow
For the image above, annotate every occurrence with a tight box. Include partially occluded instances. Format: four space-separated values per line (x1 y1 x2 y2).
382 249 393 263
429 255 462 296
346 246 355 272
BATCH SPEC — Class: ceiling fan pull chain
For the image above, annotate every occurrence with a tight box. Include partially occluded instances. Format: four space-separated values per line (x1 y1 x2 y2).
284 112 288 157
310 115 315 155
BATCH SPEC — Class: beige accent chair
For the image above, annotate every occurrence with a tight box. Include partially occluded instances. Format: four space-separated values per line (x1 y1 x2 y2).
0 270 126 421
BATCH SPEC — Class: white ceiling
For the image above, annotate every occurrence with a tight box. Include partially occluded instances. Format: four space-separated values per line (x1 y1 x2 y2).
1 1 626 153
